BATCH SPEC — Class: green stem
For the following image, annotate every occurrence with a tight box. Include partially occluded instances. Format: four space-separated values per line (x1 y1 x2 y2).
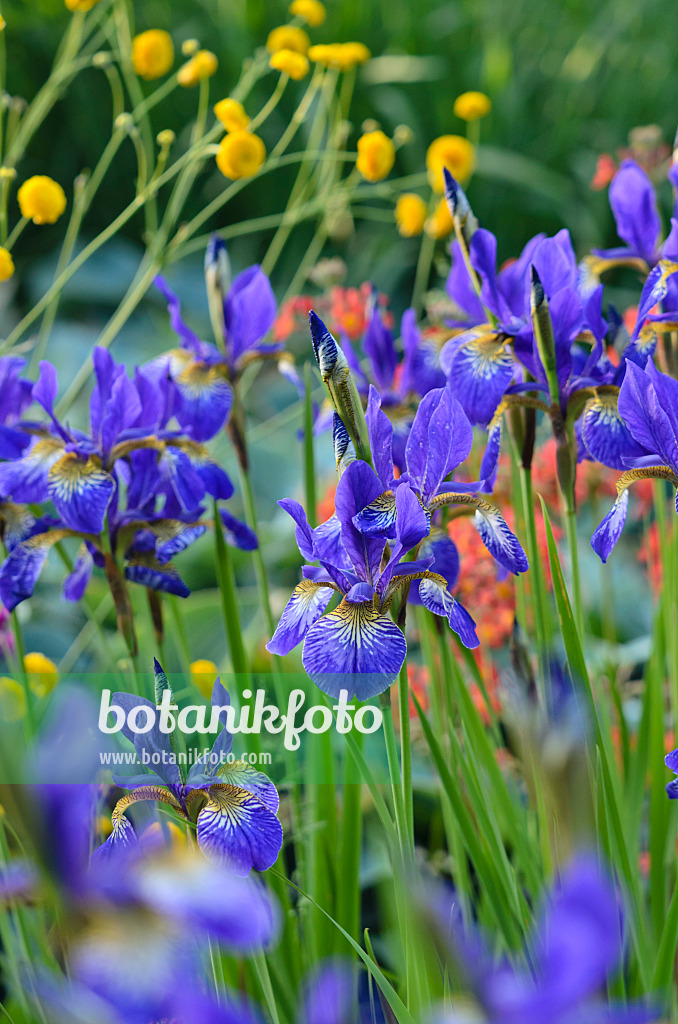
213 500 249 681
304 362 317 528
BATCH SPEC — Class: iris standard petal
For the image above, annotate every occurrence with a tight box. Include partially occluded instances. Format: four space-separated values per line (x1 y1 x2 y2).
302 599 407 700
197 783 283 875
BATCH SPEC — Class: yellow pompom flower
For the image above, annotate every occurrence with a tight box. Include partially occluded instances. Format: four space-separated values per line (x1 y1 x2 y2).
395 193 427 237
289 0 326 26
309 42 370 71
177 49 218 88
453 91 492 122
132 29 175 81
17 176 67 225
0 247 14 281
216 131 266 179
24 652 59 698
356 130 395 183
214 98 250 133
270 49 309 80
425 197 454 239
65 0 102 10
426 134 476 192
0 16 6 31
266 25 310 56
190 658 219 699
0 678 26 722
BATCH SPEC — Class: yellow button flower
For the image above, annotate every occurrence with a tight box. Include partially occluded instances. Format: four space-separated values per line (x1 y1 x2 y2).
24 652 59 698
395 193 427 237
0 247 14 281
426 134 476 192
65 0 102 10
453 91 492 121
266 25 310 56
177 49 218 88
289 0 326 26
132 29 175 81
0 16 6 31
309 42 370 71
190 658 219 699
356 130 395 182
270 49 309 80
425 197 454 239
0 678 25 722
17 176 67 225
214 97 250 133
216 131 266 180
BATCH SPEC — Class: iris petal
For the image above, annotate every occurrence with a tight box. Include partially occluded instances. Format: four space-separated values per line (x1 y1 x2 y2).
48 453 114 534
197 784 283 876
444 329 514 427
266 579 335 656
175 362 233 442
352 490 397 538
581 392 647 471
591 491 629 564
302 599 406 700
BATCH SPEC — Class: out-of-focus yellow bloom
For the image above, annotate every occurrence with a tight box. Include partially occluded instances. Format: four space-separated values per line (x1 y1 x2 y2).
356 130 395 182
132 29 174 81
142 820 187 849
0 16 6 31
190 658 219 699
177 49 218 87
395 193 427 237
216 131 266 179
425 197 454 239
308 41 370 70
65 0 102 10
453 91 492 121
289 0 326 25
426 134 475 192
270 49 309 80
17 176 67 225
156 129 176 148
24 652 59 698
0 247 14 281
182 39 200 56
0 678 26 722
214 97 250 132
266 25 310 56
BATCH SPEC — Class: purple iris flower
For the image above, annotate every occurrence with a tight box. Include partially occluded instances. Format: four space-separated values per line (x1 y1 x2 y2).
267 447 479 698
587 159 678 279
353 385 528 582
94 661 283 877
432 853 657 1024
591 357 678 562
0 349 255 611
150 236 295 443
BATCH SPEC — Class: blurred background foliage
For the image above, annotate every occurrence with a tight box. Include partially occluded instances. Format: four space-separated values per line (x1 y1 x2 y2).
2 0 676 666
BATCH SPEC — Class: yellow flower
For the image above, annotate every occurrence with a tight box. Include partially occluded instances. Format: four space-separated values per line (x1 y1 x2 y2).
356 130 395 182
24 652 59 698
0 247 14 281
0 16 6 31
216 130 266 179
65 0 102 10
453 91 492 122
190 658 219 699
214 97 250 132
132 29 174 81
425 197 454 239
289 0 326 26
308 41 370 71
395 193 427 237
426 134 475 192
0 678 25 722
17 176 67 225
266 25 310 56
270 49 309 80
177 49 218 88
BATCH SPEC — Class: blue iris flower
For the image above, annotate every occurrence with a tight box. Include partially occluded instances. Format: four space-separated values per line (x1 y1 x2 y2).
94 661 283 877
150 236 298 443
0 348 255 614
591 357 678 562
